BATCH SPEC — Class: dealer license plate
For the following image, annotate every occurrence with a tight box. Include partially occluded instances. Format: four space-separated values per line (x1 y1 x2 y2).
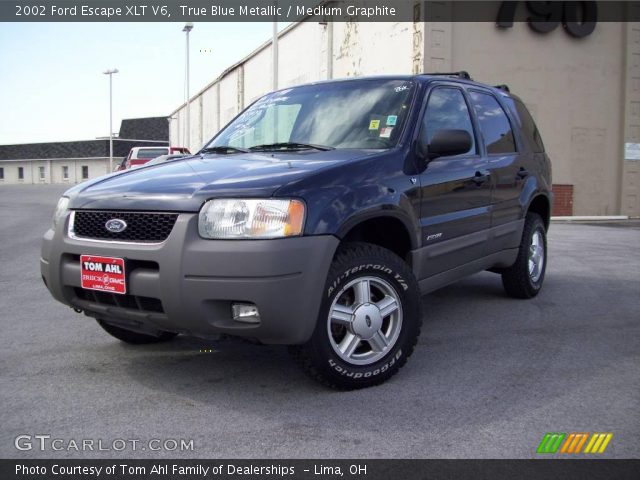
80 255 126 294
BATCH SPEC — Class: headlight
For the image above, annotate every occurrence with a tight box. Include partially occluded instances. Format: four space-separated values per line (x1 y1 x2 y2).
198 199 305 239
52 197 70 229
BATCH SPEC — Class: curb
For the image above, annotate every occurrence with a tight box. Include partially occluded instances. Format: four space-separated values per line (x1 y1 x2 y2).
551 215 630 222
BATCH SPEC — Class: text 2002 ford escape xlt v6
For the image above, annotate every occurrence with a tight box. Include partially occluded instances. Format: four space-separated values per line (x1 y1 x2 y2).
42 72 551 389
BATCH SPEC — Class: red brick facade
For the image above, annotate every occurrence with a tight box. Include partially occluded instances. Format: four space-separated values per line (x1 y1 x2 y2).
552 184 574 216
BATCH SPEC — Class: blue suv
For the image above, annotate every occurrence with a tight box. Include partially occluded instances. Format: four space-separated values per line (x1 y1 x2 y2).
42 72 551 389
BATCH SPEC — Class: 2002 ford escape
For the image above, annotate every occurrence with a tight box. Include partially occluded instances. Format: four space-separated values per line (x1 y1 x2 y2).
42 72 551 389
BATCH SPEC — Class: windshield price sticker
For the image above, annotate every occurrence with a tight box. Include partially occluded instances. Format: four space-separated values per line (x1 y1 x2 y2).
80 255 126 294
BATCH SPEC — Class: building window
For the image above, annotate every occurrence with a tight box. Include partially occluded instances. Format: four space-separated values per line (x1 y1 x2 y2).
18 167 24 180
39 166 45 182
0 167 4 180
82 165 89 179
62 166 69 180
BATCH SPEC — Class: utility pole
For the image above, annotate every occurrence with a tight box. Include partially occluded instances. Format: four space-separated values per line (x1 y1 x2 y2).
272 18 278 90
103 68 119 173
183 23 194 150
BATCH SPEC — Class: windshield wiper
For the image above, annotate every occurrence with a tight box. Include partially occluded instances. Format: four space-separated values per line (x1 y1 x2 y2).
248 142 335 152
199 146 250 154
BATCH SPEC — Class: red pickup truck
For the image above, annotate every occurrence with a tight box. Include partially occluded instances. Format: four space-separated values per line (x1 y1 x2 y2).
116 146 191 170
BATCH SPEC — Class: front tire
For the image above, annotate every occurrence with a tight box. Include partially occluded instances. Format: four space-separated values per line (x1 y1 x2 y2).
501 212 547 299
290 242 422 389
97 320 178 345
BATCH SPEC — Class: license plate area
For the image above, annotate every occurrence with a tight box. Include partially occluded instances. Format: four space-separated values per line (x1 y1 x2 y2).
80 255 126 294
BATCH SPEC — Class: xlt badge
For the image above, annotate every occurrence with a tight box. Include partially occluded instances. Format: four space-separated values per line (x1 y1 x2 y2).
425 232 443 242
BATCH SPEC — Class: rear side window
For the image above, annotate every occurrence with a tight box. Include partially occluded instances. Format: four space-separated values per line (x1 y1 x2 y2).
513 100 545 153
422 88 476 155
469 91 516 154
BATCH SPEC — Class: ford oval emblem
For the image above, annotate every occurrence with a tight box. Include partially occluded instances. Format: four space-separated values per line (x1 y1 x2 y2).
105 218 127 233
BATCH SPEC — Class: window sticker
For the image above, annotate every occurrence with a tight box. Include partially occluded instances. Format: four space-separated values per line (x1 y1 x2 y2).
386 115 398 126
380 127 393 138
369 119 381 130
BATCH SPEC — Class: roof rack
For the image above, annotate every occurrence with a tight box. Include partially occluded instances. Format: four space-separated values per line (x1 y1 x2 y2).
424 71 473 80
494 84 510 92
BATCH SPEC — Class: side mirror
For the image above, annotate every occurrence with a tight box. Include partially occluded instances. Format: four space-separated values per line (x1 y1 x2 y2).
423 129 472 160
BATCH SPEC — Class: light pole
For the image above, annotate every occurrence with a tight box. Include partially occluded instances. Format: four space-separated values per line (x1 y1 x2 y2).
272 19 278 90
272 13 278 142
183 23 193 150
103 68 119 173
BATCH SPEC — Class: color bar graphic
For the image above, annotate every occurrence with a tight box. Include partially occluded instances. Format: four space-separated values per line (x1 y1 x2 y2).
559 433 589 454
584 433 613 454
536 433 566 454
537 432 613 454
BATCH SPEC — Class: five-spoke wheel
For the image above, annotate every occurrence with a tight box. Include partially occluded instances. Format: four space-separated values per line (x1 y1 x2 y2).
528 230 545 283
327 276 403 365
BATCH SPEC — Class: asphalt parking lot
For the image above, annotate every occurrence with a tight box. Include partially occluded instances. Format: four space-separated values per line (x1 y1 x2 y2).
1 184 638 459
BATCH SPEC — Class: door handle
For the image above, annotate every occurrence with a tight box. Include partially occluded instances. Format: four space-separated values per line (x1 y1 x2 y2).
517 168 529 179
472 171 489 186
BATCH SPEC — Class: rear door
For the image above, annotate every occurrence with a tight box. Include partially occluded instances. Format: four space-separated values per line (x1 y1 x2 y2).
467 90 526 253
416 85 492 277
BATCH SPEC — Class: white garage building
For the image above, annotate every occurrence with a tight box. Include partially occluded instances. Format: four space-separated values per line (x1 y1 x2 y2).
169 19 640 217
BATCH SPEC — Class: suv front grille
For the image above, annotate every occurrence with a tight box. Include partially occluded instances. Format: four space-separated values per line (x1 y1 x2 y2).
71 210 178 243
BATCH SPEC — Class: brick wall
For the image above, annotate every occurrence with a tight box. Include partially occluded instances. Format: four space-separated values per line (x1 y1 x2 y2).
552 184 574 216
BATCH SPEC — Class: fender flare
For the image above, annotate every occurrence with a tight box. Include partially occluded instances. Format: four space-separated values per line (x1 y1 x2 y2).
335 206 420 251
523 189 552 226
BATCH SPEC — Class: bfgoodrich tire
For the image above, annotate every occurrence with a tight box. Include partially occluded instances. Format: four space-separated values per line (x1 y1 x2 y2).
97 320 178 345
501 212 548 299
290 242 422 389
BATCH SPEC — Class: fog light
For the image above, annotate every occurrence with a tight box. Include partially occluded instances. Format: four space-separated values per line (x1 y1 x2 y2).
231 303 261 324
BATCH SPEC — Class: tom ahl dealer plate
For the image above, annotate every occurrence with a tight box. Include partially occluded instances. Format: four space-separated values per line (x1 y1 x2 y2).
80 255 126 294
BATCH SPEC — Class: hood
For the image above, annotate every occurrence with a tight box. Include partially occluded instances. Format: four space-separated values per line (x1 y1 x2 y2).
66 150 377 211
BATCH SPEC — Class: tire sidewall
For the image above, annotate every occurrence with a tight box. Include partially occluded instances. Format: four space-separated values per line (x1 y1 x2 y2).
308 249 420 386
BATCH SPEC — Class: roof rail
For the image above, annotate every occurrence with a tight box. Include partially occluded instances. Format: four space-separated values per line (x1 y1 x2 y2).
424 71 473 80
494 84 510 92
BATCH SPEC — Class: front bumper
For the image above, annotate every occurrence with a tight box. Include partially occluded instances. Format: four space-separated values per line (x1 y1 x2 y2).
41 212 339 344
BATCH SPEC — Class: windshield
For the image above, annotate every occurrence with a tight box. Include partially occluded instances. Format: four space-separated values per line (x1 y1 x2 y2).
204 79 416 151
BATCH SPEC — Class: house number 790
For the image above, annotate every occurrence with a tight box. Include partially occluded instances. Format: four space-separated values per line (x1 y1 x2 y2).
497 1 598 38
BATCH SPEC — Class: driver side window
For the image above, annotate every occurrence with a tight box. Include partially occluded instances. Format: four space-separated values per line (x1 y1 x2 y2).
422 88 476 155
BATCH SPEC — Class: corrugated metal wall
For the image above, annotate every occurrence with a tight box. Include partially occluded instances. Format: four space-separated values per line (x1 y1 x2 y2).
169 22 417 151
169 19 638 216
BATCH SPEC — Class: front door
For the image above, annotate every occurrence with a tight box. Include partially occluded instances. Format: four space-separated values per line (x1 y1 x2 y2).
417 86 491 278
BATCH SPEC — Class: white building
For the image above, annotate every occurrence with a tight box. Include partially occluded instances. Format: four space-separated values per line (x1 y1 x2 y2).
0 117 169 185
169 20 640 217
0 158 112 185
